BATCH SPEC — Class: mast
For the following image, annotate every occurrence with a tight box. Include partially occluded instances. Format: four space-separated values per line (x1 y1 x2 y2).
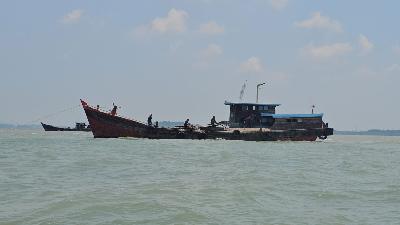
256 82 266 103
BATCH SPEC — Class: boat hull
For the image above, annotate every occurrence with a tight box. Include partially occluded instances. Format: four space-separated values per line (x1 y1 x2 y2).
41 122 91 132
81 100 333 141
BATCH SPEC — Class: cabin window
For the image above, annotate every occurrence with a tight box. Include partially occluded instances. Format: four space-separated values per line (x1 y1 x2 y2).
286 118 298 123
252 106 255 110
261 117 274 126
242 105 248 111
258 106 268 111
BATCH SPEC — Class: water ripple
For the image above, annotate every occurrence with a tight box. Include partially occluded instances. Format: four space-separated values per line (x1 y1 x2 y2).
1 129 400 224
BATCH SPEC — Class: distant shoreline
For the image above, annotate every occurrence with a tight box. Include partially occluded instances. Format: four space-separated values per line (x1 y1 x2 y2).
0 123 41 129
0 121 185 129
334 129 400 136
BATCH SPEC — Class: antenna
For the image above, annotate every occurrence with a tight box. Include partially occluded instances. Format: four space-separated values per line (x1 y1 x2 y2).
239 80 247 101
311 105 315 114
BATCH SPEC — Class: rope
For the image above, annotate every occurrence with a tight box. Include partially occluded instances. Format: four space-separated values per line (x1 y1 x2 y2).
29 104 82 124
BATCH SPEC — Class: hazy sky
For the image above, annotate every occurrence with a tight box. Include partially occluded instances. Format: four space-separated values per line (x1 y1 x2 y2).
1 0 399 130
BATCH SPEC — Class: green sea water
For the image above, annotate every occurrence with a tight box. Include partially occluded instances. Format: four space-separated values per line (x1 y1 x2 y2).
1 129 399 224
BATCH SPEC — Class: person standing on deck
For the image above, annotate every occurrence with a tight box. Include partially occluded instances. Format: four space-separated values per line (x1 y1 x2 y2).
184 119 190 128
210 116 218 127
147 114 153 126
110 103 117 116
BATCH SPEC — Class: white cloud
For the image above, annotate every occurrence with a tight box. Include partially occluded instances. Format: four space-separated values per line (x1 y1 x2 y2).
354 66 379 79
359 34 374 54
151 8 188 33
387 64 400 72
134 8 188 36
169 41 184 54
304 43 352 59
132 25 150 38
240 57 264 73
295 12 342 32
194 44 223 69
201 44 223 58
198 21 224 35
269 0 288 10
393 45 400 55
62 9 83 24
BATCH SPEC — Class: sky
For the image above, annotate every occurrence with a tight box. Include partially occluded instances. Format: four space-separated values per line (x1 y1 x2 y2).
1 0 400 130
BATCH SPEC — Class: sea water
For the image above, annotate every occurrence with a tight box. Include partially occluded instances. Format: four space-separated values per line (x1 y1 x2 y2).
1 129 399 224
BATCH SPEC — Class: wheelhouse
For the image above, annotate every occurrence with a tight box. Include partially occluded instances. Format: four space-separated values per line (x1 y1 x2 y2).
224 101 280 128
225 101 324 129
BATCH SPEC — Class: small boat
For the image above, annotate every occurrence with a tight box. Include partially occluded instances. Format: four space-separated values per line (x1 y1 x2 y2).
41 122 91 132
80 99 333 141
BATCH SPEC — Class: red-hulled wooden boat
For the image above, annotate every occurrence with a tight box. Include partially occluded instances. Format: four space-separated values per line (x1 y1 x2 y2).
80 99 333 141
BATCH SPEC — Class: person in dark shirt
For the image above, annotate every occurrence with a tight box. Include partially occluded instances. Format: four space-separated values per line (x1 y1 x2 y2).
147 114 153 126
210 116 218 127
184 119 190 128
111 104 117 116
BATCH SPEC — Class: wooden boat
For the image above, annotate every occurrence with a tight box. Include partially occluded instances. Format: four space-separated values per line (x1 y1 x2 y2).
80 99 333 141
41 122 91 132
